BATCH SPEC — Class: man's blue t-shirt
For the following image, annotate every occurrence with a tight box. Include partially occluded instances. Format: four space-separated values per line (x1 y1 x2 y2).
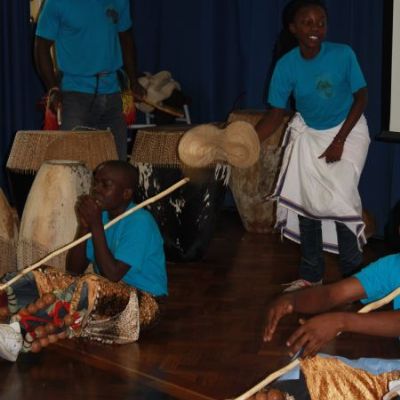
36 0 132 94
86 204 167 297
268 42 366 130
354 253 400 310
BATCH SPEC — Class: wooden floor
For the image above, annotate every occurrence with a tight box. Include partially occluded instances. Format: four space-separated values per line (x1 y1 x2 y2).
1 210 399 400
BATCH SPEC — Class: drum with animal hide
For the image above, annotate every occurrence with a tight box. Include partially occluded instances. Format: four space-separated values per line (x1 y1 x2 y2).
0 189 19 276
131 125 230 262
6 130 118 217
227 110 289 233
17 160 92 271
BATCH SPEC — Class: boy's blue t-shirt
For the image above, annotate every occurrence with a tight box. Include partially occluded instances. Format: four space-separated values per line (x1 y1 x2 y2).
36 0 132 94
86 203 167 297
268 42 366 130
354 253 400 310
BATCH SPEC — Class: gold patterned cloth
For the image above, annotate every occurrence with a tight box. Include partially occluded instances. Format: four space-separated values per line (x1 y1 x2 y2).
300 356 400 400
31 267 159 344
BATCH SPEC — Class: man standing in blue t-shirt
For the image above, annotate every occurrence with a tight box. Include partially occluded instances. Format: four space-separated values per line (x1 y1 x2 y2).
34 0 145 160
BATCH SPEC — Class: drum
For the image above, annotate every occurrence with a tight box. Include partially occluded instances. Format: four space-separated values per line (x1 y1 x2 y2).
17 160 92 271
0 189 18 276
131 125 230 262
6 130 118 217
227 110 289 233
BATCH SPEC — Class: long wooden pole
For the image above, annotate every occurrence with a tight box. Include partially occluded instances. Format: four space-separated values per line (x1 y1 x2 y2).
136 96 184 118
0 177 190 291
232 286 400 400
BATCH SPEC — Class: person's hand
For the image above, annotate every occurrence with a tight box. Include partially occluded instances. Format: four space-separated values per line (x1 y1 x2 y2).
286 312 344 358
318 138 344 163
131 80 147 101
75 204 89 229
47 88 63 116
264 295 295 342
75 195 102 231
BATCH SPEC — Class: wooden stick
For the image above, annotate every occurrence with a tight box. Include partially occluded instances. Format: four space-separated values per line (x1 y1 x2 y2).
139 98 184 118
232 359 301 400
357 287 400 313
0 177 190 291
232 285 400 400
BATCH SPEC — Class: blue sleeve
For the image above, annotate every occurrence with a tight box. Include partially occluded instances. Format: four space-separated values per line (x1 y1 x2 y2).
267 57 293 109
114 214 152 273
354 254 400 305
118 0 132 32
346 46 367 93
35 0 60 40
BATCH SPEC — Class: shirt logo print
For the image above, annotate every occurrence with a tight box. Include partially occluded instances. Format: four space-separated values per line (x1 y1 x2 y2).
316 79 333 98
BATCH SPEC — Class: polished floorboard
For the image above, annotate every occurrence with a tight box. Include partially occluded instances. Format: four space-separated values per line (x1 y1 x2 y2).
0 210 399 400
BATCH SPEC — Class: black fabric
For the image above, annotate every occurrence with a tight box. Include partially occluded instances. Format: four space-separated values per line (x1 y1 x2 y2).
385 200 400 252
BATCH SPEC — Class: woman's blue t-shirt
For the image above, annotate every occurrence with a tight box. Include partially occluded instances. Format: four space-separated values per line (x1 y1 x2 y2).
268 42 366 130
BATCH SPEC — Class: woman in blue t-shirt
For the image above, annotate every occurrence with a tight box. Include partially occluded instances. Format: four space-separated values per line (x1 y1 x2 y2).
257 0 370 292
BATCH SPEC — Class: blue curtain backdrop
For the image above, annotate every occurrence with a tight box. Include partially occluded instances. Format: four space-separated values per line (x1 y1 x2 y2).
1 0 398 236
0 0 44 194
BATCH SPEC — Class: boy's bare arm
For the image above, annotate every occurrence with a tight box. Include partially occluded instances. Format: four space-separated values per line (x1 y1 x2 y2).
76 195 129 282
89 223 130 282
264 277 366 342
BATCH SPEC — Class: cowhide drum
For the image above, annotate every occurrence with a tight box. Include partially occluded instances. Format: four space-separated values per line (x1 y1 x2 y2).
0 189 18 276
17 160 92 271
227 110 289 233
131 125 230 262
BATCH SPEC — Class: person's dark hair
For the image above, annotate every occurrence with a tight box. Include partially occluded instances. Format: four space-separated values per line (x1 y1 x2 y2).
95 160 139 190
276 0 328 60
263 0 328 107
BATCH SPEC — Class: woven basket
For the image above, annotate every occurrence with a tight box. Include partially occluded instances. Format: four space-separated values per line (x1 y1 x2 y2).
7 130 118 173
131 125 192 167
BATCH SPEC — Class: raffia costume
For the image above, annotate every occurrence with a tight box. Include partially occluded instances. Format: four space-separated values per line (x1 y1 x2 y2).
266 355 400 400
301 356 400 399
3 267 160 350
